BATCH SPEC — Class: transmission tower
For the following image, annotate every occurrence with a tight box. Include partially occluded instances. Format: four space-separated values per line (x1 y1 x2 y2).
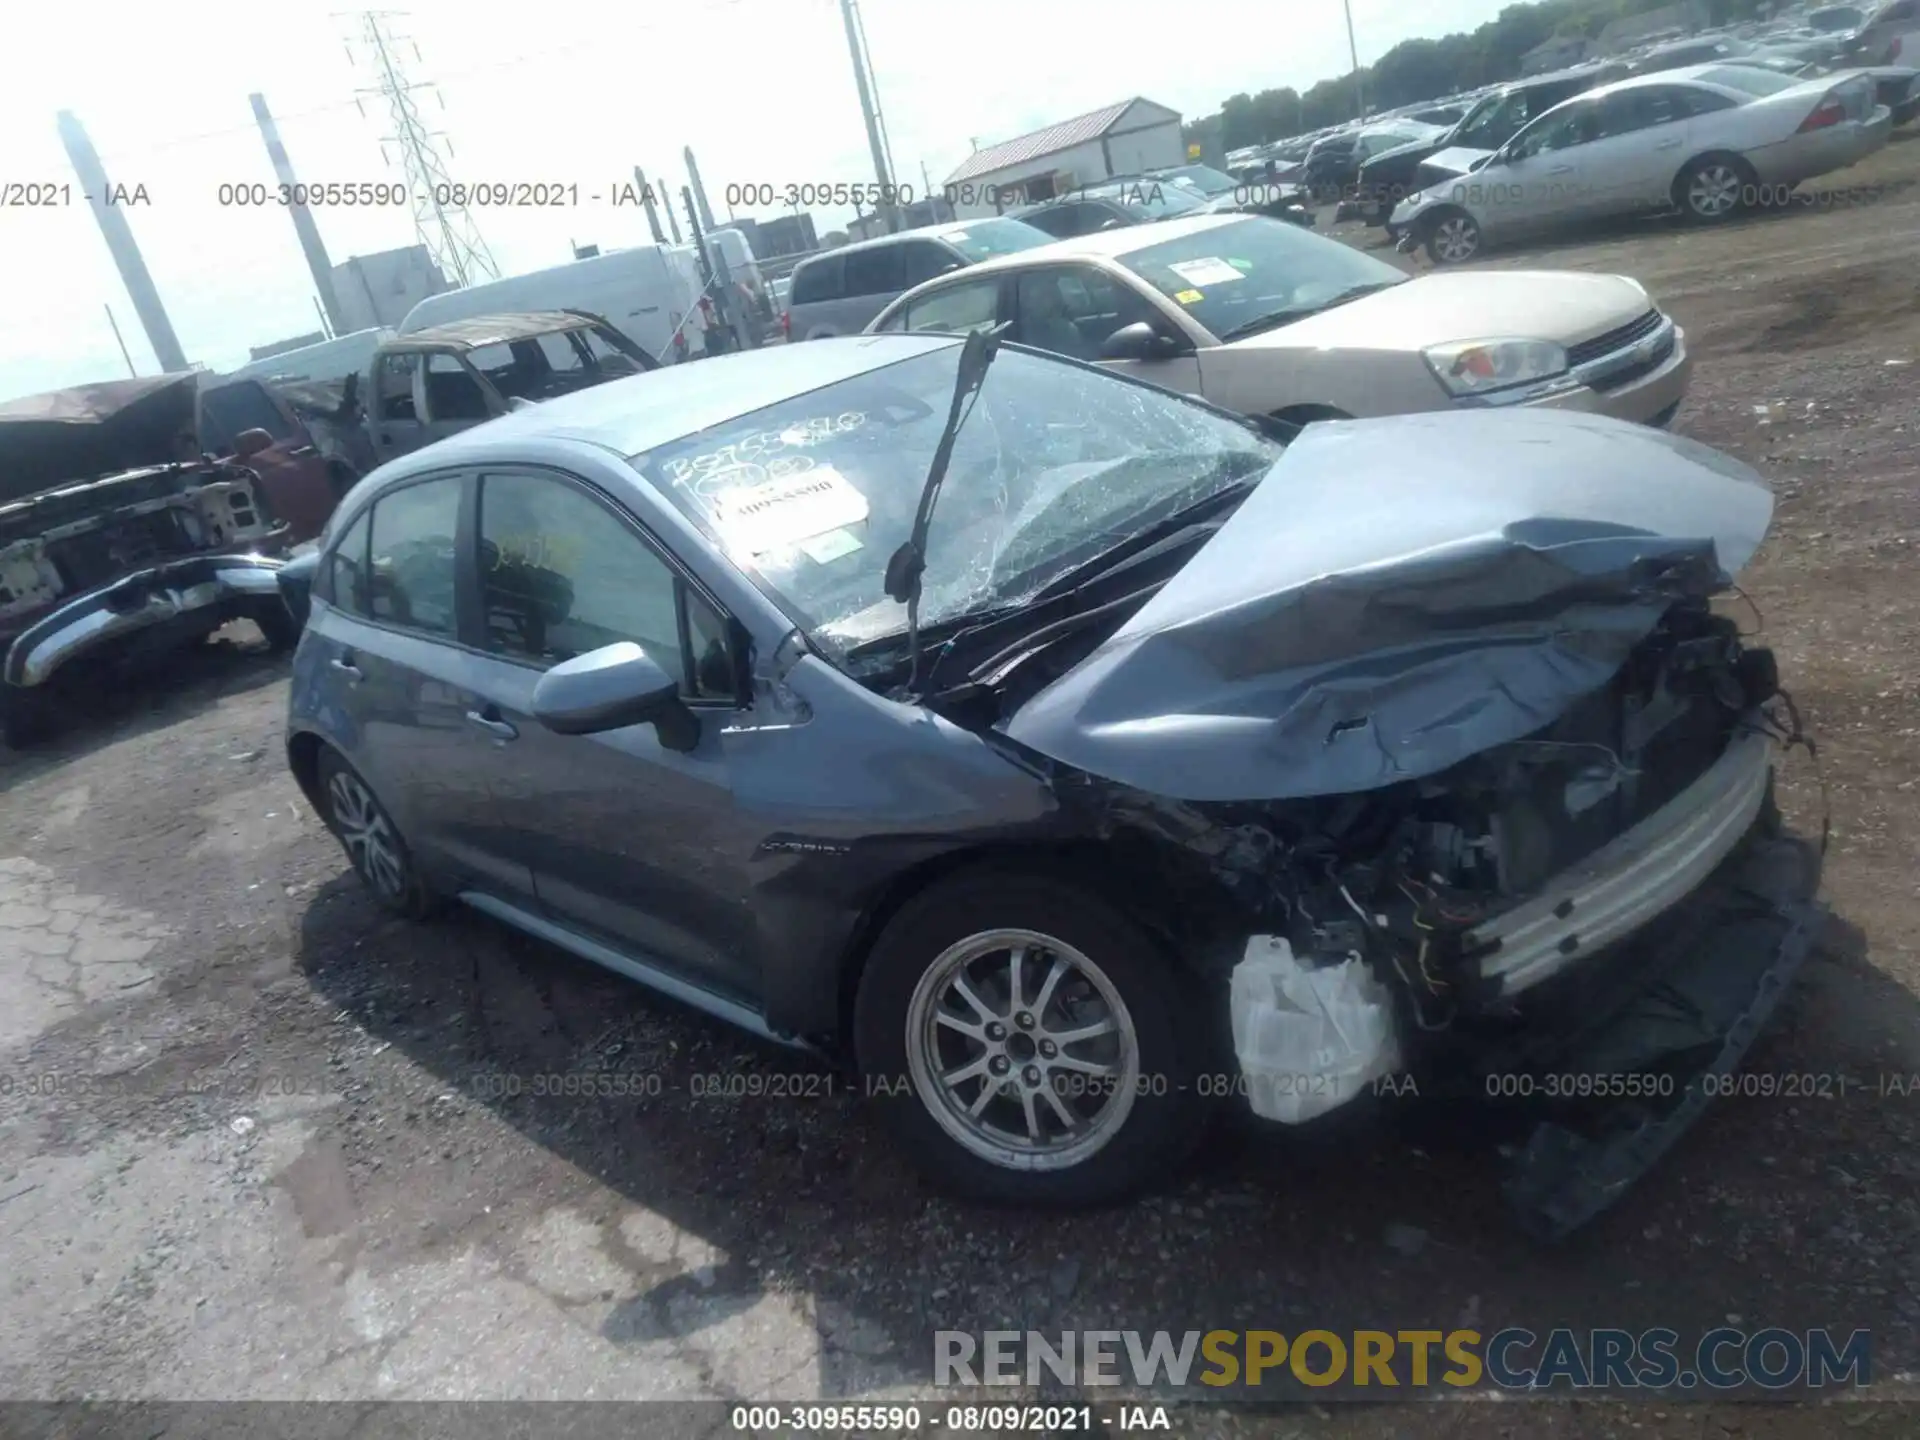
344 11 499 286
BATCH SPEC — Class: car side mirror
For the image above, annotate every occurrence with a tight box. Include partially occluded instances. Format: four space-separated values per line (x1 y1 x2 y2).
531 642 699 751
1100 321 1187 362
233 428 275 459
1099 217 1124 231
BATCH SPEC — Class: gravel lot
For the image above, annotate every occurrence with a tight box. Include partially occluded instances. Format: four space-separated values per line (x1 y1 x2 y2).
2 137 1917 1436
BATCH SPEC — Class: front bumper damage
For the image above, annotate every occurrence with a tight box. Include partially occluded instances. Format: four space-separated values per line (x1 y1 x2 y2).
1219 734 1823 1240
1485 802 1823 1240
2 552 286 691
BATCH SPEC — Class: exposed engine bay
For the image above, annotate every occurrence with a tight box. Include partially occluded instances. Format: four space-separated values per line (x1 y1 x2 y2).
1192 601 1787 1026
0 461 284 637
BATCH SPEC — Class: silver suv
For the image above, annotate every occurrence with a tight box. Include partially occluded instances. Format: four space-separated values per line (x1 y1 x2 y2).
784 218 1053 340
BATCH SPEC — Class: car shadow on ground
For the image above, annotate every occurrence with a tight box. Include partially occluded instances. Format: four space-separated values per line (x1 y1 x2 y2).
0 623 287 798
290 848 1920 1399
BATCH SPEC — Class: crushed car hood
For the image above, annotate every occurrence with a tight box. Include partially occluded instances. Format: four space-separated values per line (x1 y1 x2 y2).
1224 270 1652 355
0 372 200 504
1001 409 1774 802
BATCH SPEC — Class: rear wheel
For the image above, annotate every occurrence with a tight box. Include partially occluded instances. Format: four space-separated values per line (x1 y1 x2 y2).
854 870 1205 1206
316 748 439 919
1424 207 1482 264
1676 154 1756 223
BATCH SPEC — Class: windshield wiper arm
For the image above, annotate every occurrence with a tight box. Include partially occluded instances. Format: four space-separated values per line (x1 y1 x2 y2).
882 328 1000 693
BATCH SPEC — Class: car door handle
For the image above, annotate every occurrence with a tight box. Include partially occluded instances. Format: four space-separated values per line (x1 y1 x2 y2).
1656 139 1682 149
466 709 519 742
329 658 364 682
1548 164 1574 174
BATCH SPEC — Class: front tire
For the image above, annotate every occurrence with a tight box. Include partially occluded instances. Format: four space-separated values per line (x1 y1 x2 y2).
316 748 439 919
853 870 1205 1206
1676 154 1756 223
1423 207 1482 264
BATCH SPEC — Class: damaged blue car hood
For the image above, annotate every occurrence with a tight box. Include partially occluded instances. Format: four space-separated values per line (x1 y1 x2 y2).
1001 408 1774 802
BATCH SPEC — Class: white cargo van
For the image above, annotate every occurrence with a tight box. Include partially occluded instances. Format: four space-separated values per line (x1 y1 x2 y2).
704 227 765 291
224 328 392 387
397 245 710 362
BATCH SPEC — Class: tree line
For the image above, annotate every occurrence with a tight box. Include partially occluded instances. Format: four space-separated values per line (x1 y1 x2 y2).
1184 0 1776 153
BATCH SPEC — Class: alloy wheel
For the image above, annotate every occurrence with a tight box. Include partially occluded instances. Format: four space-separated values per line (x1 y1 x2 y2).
1433 215 1480 262
327 769 407 901
904 927 1140 1172
1687 164 1743 218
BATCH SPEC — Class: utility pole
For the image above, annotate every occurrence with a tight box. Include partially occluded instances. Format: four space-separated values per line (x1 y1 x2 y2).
684 147 718 232
838 0 900 233
634 166 668 244
103 304 137 377
1343 0 1366 119
682 187 755 354
250 92 348 334
347 11 499 287
58 110 188 373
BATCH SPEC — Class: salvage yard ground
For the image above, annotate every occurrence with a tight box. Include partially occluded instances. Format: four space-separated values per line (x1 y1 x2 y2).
1 137 1917 1436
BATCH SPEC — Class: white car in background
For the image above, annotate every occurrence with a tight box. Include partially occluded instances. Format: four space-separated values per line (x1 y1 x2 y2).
865 213 1691 428
1391 63 1891 263
1851 0 1920 63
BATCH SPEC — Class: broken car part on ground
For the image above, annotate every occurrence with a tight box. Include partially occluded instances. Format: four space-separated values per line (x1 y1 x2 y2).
280 336 1821 1239
0 376 294 746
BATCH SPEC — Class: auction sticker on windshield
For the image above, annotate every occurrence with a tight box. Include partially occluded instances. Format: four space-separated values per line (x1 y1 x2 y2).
1174 289 1204 305
1167 257 1245 287
706 467 870 556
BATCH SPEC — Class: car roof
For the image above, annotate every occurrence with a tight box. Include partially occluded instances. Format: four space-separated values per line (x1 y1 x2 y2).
916 213 1248 278
378 333 961 465
398 311 600 349
1576 62 1782 100
796 219 1012 267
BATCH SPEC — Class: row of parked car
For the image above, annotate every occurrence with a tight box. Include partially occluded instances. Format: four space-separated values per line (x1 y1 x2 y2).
1219 1 1916 258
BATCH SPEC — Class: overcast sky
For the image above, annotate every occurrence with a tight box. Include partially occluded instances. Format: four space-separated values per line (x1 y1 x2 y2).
0 0 1507 399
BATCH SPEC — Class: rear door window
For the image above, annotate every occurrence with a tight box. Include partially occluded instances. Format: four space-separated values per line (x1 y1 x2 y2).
1596 87 1692 137
842 244 906 297
790 254 844 306
367 475 461 638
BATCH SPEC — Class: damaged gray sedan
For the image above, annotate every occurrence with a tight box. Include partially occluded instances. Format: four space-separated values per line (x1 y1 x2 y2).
282 333 1822 1238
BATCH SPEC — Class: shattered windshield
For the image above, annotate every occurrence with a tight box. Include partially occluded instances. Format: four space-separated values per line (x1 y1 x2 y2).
630 346 1280 655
